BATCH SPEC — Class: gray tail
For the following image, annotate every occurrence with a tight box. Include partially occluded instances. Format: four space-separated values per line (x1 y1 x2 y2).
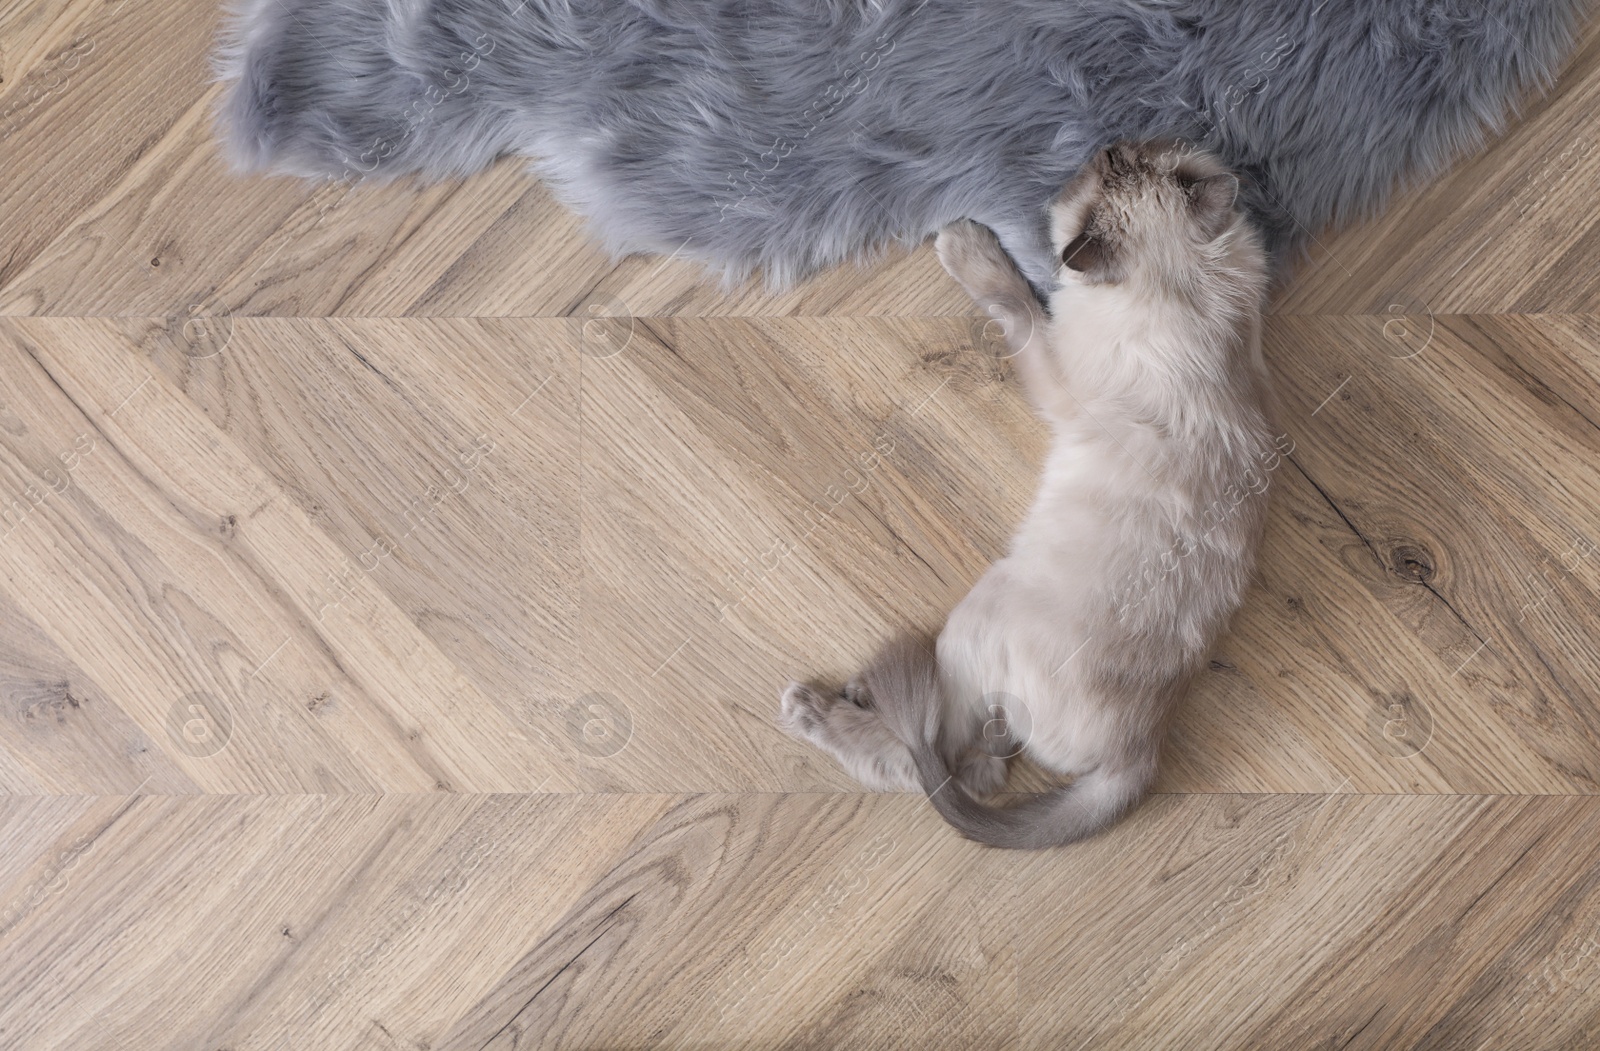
865 634 1155 851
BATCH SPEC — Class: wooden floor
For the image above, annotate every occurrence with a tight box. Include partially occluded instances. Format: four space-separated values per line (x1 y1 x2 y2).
5 2 1600 1048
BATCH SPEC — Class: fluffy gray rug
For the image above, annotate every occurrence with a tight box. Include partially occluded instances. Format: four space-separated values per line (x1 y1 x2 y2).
215 0 1591 289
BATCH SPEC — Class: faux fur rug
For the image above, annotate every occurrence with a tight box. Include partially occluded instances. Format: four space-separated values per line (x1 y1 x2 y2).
216 0 1591 289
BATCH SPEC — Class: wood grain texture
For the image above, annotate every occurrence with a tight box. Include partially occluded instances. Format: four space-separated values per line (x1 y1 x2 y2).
4 0 1600 1045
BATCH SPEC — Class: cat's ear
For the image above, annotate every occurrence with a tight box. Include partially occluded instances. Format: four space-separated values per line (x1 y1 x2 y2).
1061 231 1115 280
1186 173 1239 240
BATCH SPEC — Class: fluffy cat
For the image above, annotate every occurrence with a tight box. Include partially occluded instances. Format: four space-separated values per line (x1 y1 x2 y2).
780 142 1279 849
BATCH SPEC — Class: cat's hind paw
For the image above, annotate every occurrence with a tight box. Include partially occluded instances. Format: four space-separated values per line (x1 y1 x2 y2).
778 681 832 740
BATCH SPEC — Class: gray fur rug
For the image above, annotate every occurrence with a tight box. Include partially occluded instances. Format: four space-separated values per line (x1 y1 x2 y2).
215 0 1590 289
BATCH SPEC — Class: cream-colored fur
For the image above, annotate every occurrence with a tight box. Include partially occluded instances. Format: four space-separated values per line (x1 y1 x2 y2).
780 143 1278 848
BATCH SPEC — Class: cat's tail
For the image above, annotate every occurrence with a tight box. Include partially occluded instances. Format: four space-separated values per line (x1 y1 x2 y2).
864 634 1155 851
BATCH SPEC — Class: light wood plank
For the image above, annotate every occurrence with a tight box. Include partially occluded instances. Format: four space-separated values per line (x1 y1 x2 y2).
0 322 574 791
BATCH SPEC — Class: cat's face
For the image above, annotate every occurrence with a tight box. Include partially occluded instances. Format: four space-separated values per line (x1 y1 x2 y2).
1049 142 1241 287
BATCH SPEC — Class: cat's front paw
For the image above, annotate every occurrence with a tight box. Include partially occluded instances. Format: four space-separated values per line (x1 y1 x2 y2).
934 220 1030 319
934 219 1004 280
778 681 832 740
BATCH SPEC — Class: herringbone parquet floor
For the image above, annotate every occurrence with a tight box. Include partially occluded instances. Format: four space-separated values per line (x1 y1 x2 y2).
4 1 1600 1047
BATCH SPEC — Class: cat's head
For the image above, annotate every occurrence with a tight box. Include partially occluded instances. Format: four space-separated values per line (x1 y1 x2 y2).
1049 141 1245 289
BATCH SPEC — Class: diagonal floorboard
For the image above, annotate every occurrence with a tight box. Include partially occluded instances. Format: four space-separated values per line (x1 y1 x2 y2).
4 0 1600 1046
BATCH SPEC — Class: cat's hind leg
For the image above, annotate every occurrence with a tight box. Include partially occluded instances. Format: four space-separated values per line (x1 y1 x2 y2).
951 749 1009 797
779 680 1010 796
779 682 920 791
847 676 1009 796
